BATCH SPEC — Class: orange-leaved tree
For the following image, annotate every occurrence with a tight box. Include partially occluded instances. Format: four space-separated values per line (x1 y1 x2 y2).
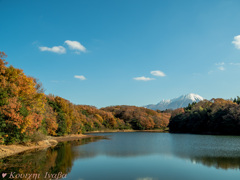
0 52 46 144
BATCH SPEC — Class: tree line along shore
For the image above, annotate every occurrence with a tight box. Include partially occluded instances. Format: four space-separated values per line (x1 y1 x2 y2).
1 51 240 148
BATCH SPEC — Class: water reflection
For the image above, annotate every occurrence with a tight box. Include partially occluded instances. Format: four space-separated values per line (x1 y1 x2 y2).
0 136 105 179
75 132 172 157
1 133 240 180
191 157 240 170
169 134 240 170
75 133 240 170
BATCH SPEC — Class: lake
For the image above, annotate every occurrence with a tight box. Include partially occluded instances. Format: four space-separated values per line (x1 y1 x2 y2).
1 132 240 180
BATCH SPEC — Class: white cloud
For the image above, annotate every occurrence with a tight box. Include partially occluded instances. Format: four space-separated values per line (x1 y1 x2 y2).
230 62 240 66
214 62 225 71
65 40 86 53
150 70 166 77
136 178 154 180
39 46 66 54
133 76 155 81
218 66 225 71
232 35 240 49
215 62 224 66
74 75 86 80
208 70 214 74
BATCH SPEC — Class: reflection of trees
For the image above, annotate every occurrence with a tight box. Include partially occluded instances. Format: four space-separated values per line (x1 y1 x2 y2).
76 134 240 171
1 133 240 176
0 136 104 179
169 134 240 170
172 153 240 170
191 157 240 170
0 149 59 180
76 133 240 171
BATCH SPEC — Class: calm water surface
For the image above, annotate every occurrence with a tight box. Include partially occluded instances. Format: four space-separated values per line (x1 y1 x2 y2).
1 132 240 180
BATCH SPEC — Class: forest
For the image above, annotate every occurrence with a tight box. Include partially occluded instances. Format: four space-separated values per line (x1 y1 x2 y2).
169 98 240 135
2 50 240 145
0 52 170 145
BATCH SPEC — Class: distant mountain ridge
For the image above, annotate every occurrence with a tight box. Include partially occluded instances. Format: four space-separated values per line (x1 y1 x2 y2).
145 93 204 110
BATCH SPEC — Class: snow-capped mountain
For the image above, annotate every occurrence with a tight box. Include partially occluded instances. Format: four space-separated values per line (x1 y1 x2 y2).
145 93 204 110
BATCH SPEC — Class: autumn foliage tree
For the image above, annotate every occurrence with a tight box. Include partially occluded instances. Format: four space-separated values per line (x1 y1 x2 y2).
102 106 170 130
0 52 46 144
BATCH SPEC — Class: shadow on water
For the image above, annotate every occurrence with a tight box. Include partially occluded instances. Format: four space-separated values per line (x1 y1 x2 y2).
0 136 107 179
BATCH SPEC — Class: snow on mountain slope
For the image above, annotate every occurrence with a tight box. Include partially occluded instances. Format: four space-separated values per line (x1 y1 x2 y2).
145 93 204 110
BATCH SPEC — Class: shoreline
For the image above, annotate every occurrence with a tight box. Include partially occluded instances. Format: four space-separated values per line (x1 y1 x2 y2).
84 129 169 133
0 134 94 159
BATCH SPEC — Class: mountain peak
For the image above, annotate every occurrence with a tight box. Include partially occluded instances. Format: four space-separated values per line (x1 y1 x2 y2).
188 93 204 101
145 93 204 110
180 93 204 101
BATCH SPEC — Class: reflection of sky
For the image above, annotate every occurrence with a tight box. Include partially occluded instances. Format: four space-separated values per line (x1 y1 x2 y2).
69 154 240 180
73 132 173 158
169 134 240 158
73 132 240 158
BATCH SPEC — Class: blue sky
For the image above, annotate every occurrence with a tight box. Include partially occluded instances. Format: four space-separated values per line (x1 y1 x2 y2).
1 0 240 107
